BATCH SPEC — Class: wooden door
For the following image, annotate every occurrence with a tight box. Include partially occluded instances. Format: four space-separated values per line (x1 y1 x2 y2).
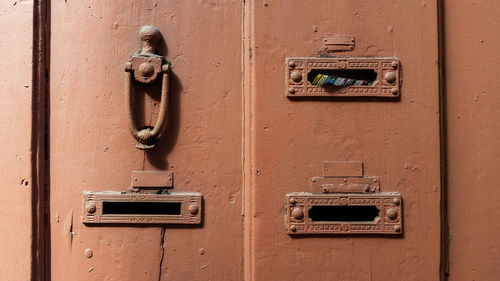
49 1 243 280
444 1 500 280
246 1 442 280
0 1 451 281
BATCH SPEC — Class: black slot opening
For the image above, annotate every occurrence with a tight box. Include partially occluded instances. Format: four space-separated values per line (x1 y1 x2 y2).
308 69 378 86
102 201 182 215
309 206 379 222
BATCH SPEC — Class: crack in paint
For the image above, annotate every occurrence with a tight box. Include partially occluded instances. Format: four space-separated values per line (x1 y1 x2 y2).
158 225 167 281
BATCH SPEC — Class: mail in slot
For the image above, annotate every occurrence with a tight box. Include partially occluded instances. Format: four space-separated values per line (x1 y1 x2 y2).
285 192 402 235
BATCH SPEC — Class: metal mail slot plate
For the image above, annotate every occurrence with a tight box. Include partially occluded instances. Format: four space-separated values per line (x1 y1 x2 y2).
82 191 202 225
286 57 400 98
285 192 402 235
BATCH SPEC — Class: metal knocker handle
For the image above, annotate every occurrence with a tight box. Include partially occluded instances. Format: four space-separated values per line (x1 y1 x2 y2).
124 26 170 150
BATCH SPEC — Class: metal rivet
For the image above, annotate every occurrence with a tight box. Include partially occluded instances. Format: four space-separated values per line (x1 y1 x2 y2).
384 72 396 84
391 88 399 95
289 198 296 205
343 178 348 183
138 62 155 78
394 225 401 232
393 197 400 205
339 61 348 69
288 61 296 68
188 204 199 215
199 248 205 255
84 248 93 258
340 197 349 206
386 208 398 220
288 87 296 94
290 71 302 82
291 207 304 220
391 61 398 69
290 225 297 232
322 186 328 193
86 202 96 214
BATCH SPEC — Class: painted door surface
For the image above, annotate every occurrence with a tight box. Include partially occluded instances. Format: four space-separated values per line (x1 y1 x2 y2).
1 1 463 281
0 1 35 280
49 1 243 280
246 1 442 280
444 1 500 280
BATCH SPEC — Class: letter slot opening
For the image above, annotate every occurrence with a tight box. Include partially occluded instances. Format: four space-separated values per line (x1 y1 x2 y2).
102 201 181 215
308 69 378 87
308 205 379 222
82 192 202 225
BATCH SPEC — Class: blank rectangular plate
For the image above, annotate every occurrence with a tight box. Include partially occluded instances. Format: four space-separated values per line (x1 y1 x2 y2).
285 192 402 235
82 191 202 225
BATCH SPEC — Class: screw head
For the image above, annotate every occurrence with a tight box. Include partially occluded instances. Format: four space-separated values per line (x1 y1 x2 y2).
290 225 297 232
339 61 348 69
322 186 329 193
188 204 199 215
289 198 296 205
291 207 304 220
86 202 96 214
391 61 398 69
384 71 397 84
391 88 399 95
290 71 302 82
288 87 296 94
288 60 296 68
386 208 398 220
394 225 401 232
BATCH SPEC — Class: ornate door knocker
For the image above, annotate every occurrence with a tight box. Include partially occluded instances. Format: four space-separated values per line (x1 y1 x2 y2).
124 25 170 149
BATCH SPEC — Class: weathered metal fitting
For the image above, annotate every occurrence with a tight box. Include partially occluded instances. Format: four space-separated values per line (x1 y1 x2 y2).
125 26 170 150
285 192 403 235
82 191 203 225
285 57 401 98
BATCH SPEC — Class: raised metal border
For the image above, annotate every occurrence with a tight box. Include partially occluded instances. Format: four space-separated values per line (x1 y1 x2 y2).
82 191 202 225
285 192 402 235
286 57 400 98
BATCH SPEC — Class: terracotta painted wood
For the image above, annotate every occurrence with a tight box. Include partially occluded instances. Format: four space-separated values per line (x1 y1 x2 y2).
49 1 243 280
445 1 500 280
0 1 35 280
246 1 442 280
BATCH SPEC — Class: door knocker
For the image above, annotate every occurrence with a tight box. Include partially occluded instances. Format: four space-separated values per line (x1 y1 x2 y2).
125 25 170 149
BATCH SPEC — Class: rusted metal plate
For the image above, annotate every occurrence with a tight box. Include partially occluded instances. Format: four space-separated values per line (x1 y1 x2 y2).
285 192 402 235
82 192 202 225
323 34 355 52
310 176 380 194
286 57 400 98
131 170 173 188
322 161 363 177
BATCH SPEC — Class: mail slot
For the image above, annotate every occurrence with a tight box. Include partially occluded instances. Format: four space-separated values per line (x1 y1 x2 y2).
285 192 402 235
286 57 401 98
82 191 202 225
